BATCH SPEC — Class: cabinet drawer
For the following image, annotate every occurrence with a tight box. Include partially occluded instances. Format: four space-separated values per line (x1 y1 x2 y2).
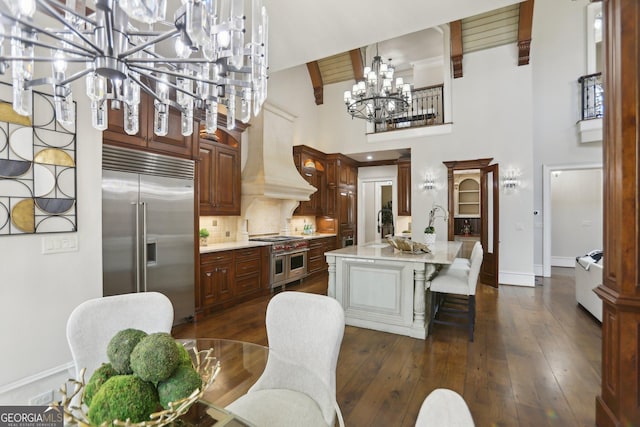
236 258 260 277
235 273 261 296
201 252 233 264
235 247 261 260
308 256 325 273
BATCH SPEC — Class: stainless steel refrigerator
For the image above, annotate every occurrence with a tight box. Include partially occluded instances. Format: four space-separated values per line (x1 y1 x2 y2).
102 145 195 325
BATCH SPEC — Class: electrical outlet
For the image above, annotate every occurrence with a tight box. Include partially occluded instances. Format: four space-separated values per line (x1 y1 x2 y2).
225 231 230 237
212 219 217 226
29 390 54 405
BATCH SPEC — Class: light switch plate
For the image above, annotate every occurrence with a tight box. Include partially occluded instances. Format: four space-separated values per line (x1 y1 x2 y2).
42 234 79 254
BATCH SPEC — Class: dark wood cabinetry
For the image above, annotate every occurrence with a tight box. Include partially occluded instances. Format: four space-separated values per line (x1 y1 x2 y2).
307 236 337 276
326 153 358 248
397 158 411 216
198 246 269 318
103 92 196 159
198 131 241 216
293 146 325 216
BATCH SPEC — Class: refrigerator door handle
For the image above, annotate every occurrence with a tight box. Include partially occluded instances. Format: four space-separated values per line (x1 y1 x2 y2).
141 201 148 293
133 201 141 293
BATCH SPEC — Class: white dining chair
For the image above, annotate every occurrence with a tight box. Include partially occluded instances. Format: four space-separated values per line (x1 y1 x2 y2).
429 243 483 341
414 388 475 427
226 291 346 427
66 292 174 380
450 241 482 271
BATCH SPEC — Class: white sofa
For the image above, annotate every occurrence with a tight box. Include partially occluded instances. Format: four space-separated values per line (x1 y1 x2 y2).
575 256 603 322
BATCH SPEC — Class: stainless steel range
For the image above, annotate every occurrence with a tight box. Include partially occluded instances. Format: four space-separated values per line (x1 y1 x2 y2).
249 236 309 289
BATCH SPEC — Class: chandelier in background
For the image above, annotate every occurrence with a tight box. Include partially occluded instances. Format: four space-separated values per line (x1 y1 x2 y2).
343 45 411 124
0 0 269 136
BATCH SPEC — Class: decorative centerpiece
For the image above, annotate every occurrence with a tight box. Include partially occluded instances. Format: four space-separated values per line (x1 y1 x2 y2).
61 330 220 427
386 236 431 254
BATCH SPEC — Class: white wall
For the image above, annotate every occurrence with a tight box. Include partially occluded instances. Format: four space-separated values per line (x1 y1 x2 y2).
550 169 603 265
531 0 603 273
0 79 103 403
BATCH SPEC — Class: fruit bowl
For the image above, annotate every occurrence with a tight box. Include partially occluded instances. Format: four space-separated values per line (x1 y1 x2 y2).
61 345 220 427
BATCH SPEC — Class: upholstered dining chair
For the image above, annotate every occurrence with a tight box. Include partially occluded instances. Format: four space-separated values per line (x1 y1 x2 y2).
226 291 346 427
429 243 483 341
450 241 482 271
66 292 174 380
414 388 475 427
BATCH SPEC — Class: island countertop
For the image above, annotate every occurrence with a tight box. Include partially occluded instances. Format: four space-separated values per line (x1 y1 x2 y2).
325 241 462 265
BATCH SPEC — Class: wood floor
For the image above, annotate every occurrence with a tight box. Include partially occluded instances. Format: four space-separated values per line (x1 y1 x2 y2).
173 267 602 426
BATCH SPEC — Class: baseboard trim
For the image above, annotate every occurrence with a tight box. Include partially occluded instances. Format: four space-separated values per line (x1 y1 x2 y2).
551 256 576 267
499 271 535 287
534 264 544 276
0 362 74 395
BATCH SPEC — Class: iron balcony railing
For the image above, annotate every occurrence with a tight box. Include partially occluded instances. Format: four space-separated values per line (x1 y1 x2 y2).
578 72 603 120
375 84 444 133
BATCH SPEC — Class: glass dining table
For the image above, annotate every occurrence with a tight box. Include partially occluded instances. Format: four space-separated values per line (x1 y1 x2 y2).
176 338 269 427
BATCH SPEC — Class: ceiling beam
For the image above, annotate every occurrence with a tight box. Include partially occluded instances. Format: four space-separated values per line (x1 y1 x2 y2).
450 20 463 78
517 0 534 66
349 49 364 82
306 61 324 105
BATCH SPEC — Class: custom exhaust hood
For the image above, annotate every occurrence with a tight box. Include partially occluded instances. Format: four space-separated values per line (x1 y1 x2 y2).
239 104 316 239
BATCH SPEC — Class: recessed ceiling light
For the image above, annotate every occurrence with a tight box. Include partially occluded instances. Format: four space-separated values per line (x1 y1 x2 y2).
366 155 373 160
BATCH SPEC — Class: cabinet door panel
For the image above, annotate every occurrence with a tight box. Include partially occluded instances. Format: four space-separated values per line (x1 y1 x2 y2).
214 145 240 215
147 107 194 158
199 143 215 214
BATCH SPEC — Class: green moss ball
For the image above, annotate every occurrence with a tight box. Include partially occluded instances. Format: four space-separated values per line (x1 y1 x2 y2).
107 328 148 374
157 365 202 409
84 363 117 407
130 333 180 383
88 375 158 426
175 342 193 368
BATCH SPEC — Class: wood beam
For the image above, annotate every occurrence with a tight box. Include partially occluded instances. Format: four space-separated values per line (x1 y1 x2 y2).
450 20 463 78
349 49 364 82
517 0 534 66
594 0 640 425
306 61 324 105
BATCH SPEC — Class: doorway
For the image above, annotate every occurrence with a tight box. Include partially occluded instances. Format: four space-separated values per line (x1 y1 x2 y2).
542 162 603 277
444 158 499 288
358 166 398 244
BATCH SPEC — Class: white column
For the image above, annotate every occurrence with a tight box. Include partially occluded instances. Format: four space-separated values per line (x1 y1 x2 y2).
411 263 427 339
326 255 336 298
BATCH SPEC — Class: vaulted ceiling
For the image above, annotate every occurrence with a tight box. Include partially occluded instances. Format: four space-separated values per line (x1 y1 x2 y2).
297 0 534 105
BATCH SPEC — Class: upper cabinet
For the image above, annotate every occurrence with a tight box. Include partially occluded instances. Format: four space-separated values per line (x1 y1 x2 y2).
293 146 325 216
103 92 196 159
397 158 411 216
199 130 241 216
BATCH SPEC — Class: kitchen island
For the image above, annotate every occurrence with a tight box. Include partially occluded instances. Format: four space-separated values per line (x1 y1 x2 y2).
325 241 462 339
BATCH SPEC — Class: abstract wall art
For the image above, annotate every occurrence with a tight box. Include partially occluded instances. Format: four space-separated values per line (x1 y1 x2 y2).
0 82 77 235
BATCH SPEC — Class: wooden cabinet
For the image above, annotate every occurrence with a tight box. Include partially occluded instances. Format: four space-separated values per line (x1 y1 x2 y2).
397 158 411 216
200 252 234 309
103 92 196 159
326 154 358 248
198 246 269 318
198 131 241 216
307 236 337 276
293 146 325 216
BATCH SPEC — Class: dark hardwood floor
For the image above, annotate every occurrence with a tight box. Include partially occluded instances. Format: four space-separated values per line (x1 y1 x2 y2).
174 267 602 426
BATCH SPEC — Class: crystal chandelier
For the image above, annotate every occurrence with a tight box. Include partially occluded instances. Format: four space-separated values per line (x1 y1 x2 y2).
343 45 411 124
0 0 269 136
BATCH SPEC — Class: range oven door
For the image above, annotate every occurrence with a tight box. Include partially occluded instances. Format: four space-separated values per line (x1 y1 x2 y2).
287 249 308 282
271 253 287 288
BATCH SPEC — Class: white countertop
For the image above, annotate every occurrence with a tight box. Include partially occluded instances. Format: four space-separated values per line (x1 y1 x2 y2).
199 233 337 254
324 241 462 265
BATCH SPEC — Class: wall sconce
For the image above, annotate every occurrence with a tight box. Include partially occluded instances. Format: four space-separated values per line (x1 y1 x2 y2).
424 174 436 191
502 168 521 192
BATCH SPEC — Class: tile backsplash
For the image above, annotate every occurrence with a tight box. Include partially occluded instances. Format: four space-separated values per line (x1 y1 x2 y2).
199 216 238 244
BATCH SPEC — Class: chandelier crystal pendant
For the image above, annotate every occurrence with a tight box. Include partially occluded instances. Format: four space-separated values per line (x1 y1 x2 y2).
0 0 269 136
343 45 411 124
